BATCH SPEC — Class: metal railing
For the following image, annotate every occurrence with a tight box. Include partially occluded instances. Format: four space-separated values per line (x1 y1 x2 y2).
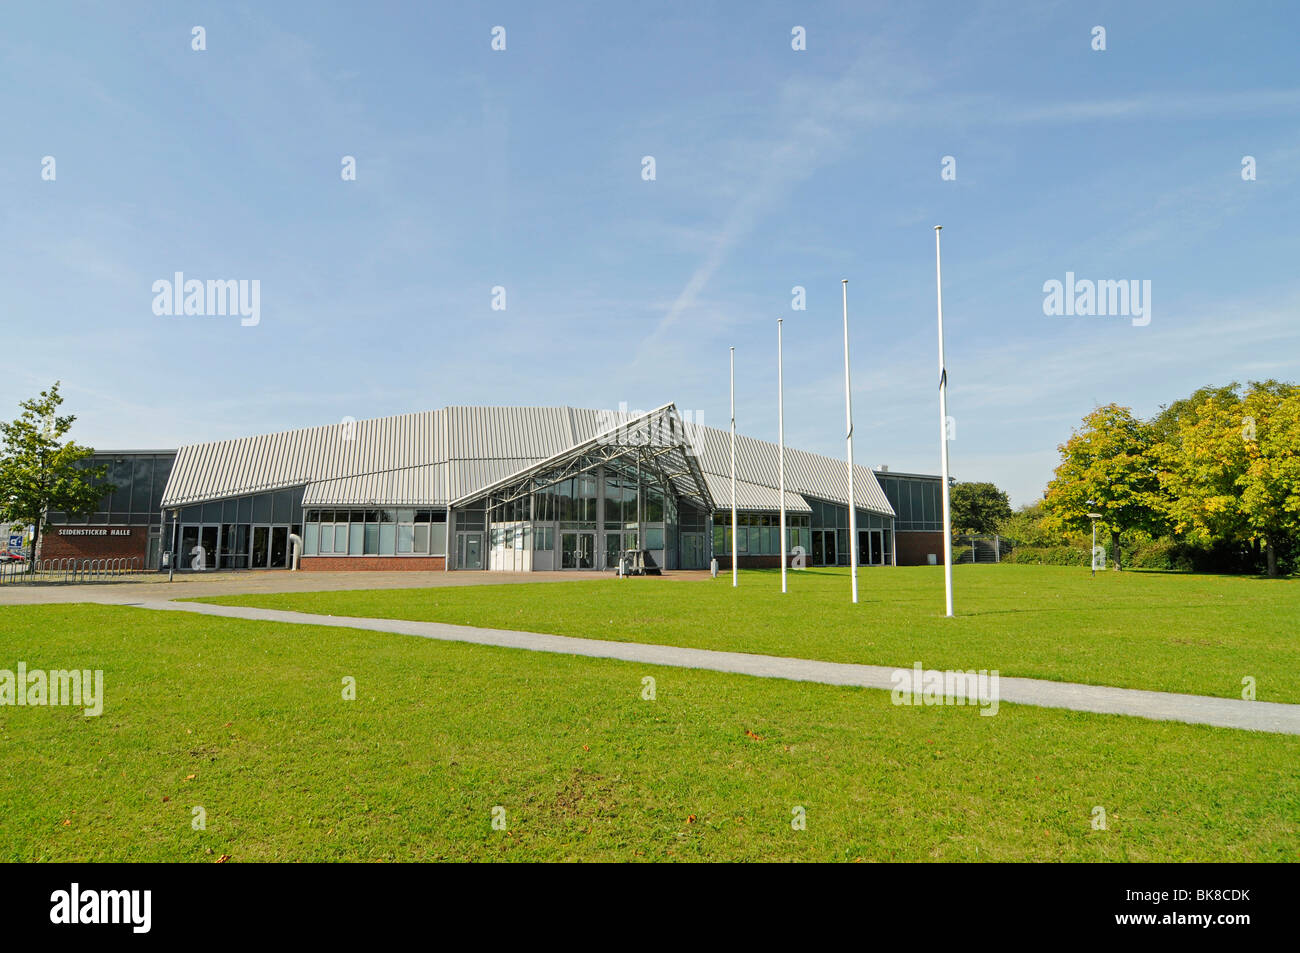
0 556 144 585
953 535 1013 564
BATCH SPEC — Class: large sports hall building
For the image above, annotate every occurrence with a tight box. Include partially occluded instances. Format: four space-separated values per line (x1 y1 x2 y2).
40 403 947 572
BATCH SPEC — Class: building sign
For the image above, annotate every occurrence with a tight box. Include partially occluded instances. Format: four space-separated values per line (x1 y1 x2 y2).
57 528 133 536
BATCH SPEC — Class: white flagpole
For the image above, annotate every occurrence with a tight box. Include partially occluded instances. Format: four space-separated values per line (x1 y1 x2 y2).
842 279 859 604
935 226 954 617
730 346 738 588
778 318 787 594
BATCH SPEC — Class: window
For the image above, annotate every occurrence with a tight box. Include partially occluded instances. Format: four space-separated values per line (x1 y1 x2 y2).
456 506 486 530
578 474 598 522
534 527 554 551
430 522 447 555
349 521 364 555
645 527 664 550
645 486 664 522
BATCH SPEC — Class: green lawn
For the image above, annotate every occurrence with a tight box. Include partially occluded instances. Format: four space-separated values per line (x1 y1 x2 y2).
1 603 1298 862
200 565 1300 703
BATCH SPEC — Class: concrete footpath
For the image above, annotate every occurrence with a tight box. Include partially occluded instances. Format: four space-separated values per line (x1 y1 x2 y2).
129 599 1300 736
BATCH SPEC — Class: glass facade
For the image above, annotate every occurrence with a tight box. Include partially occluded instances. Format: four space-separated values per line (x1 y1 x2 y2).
47 452 176 528
169 486 305 569
479 463 673 571
712 512 811 556
713 500 894 566
304 508 447 557
876 474 944 532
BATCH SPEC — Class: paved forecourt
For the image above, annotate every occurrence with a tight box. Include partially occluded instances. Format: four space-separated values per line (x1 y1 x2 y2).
0 569 707 606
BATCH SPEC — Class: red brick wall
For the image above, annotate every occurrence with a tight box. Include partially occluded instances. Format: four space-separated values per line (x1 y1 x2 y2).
38 526 149 563
895 531 945 566
299 556 446 571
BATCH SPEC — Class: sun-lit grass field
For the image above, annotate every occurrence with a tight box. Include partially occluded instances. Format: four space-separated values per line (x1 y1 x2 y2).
201 564 1300 703
2 602 1298 862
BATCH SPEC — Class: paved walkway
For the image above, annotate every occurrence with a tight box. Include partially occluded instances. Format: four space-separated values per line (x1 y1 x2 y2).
129 599 1300 736
0 569 704 606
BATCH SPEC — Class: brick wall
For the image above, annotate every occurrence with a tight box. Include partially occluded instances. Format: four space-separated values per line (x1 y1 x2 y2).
299 556 446 571
895 531 945 566
38 526 150 563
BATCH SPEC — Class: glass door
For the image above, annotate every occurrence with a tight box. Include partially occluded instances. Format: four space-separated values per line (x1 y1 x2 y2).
180 525 200 569
270 527 288 568
562 532 595 569
199 526 219 569
812 530 836 566
456 532 484 569
681 533 704 569
251 526 269 568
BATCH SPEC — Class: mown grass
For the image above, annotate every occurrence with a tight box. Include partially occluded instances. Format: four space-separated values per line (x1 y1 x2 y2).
1 603 1297 861
200 565 1300 702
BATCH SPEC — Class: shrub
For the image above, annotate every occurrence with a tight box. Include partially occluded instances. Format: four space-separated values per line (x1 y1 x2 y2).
1003 546 1089 566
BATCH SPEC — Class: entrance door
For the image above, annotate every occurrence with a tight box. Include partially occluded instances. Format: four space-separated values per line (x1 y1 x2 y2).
869 529 884 566
457 532 484 570
605 532 622 569
812 529 836 566
251 526 269 568
561 532 595 569
180 525 200 569
270 527 288 568
199 526 219 570
681 533 705 569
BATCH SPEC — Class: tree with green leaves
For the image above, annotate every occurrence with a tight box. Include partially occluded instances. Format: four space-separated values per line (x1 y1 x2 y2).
0 383 111 564
1043 404 1165 570
1157 381 1300 577
997 502 1067 547
949 481 1012 535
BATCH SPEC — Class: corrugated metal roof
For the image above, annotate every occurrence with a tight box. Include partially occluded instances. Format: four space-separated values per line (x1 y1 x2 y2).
162 411 442 506
302 464 446 507
162 404 901 516
702 473 811 513
696 426 894 516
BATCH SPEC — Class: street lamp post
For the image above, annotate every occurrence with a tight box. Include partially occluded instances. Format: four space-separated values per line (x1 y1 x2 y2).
1087 503 1103 578
168 509 180 583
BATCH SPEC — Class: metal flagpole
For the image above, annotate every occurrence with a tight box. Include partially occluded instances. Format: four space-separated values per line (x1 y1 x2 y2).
778 319 787 594
935 226 954 617
730 346 738 588
842 280 858 604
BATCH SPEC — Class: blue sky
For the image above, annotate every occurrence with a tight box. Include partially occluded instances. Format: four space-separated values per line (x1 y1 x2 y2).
3 1 1298 506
